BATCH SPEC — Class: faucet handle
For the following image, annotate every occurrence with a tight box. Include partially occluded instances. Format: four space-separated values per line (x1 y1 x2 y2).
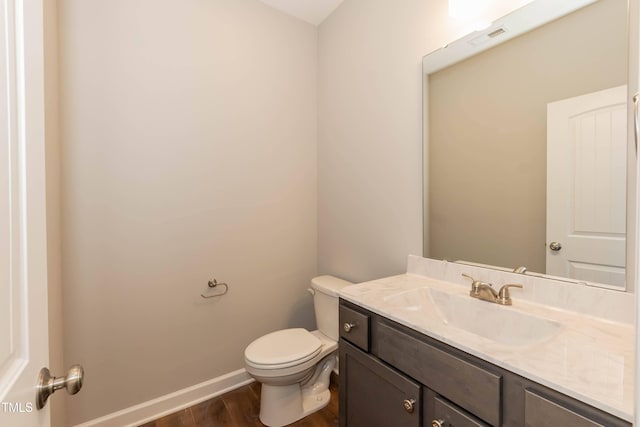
462 274 494 297
461 273 475 282
497 284 523 305
462 273 492 288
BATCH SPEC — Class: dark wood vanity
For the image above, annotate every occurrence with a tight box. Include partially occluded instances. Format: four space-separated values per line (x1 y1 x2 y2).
338 299 631 427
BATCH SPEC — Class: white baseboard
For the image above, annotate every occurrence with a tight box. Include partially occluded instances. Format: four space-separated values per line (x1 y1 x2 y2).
74 369 254 427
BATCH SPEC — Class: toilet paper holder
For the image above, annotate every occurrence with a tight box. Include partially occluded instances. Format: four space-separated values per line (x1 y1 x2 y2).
200 278 229 299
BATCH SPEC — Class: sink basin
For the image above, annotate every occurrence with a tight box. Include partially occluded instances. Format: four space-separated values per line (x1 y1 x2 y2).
384 287 562 347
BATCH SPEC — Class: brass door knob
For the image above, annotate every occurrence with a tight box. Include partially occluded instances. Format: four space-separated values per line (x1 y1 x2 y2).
403 398 416 413
431 419 445 427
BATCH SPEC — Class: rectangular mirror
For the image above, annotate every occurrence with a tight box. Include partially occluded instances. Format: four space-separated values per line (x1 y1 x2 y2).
423 0 633 290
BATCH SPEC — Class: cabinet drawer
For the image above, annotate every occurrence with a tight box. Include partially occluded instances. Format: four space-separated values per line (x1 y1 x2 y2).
339 304 370 351
525 390 607 427
431 395 490 427
376 321 501 426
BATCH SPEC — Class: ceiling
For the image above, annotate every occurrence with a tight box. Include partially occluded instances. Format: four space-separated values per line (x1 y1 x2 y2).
258 0 344 26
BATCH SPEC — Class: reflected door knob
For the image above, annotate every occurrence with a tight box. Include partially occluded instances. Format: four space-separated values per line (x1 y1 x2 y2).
36 364 84 410
549 241 562 251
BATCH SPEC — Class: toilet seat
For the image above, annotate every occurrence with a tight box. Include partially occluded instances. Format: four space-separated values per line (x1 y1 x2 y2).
245 328 322 370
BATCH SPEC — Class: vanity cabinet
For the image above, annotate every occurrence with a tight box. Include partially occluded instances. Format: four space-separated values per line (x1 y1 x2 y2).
338 300 631 427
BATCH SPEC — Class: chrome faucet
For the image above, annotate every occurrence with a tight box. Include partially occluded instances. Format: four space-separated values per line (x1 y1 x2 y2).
462 274 523 306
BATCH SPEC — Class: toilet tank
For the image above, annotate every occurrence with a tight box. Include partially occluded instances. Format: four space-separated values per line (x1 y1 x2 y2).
311 275 353 341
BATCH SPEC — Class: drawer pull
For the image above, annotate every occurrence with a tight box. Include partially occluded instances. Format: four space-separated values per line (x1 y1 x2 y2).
343 322 357 332
431 419 445 427
403 398 416 414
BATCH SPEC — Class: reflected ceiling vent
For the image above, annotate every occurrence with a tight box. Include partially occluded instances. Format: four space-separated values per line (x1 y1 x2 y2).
488 27 507 38
469 25 508 46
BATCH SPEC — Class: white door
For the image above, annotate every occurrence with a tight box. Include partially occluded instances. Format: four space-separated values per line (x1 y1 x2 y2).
0 0 50 425
547 85 627 288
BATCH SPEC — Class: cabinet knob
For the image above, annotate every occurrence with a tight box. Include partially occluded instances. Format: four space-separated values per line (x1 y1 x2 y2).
343 322 357 332
431 419 445 427
403 398 416 414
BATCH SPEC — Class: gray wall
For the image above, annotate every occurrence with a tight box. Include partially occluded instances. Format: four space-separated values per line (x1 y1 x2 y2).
58 0 317 423
317 0 467 283
428 0 627 273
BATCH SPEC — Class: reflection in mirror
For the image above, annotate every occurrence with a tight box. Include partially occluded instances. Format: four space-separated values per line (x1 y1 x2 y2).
423 0 629 289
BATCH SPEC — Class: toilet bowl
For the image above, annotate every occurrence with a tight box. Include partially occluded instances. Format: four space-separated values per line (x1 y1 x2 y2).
244 276 352 427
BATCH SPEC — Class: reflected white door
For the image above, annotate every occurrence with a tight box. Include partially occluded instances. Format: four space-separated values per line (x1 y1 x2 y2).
0 0 50 426
546 85 627 288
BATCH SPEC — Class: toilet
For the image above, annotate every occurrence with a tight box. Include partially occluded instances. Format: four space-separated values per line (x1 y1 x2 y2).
244 275 352 427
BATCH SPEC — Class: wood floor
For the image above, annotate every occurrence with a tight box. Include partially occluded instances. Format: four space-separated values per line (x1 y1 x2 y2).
139 376 339 427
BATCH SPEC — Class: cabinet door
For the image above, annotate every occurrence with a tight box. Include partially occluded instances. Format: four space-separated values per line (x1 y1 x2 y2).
340 340 421 427
524 390 611 427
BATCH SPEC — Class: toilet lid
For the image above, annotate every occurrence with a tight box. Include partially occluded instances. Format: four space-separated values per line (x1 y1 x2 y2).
245 328 322 369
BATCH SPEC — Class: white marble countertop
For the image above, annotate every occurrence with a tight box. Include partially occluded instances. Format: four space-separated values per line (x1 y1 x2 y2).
339 273 635 422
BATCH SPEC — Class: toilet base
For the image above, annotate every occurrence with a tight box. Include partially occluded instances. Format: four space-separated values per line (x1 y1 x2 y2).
258 354 336 427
